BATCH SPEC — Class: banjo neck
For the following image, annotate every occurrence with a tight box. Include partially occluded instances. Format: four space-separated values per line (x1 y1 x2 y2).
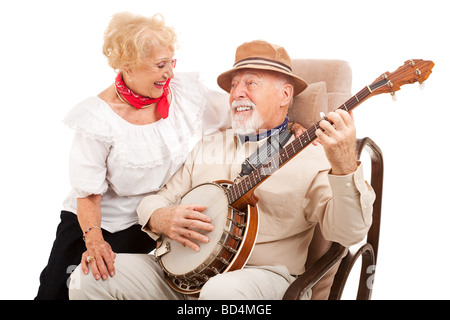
226 59 434 211
227 87 371 211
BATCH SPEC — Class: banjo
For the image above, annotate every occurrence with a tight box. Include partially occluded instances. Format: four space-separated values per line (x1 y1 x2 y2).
154 59 434 294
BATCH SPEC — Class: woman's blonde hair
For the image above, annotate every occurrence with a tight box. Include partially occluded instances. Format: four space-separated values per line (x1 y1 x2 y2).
103 12 178 71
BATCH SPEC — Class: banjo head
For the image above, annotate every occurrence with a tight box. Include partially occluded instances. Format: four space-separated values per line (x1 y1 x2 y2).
159 182 229 275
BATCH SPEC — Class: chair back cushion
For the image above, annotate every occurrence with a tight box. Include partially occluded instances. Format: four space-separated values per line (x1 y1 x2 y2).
289 59 352 126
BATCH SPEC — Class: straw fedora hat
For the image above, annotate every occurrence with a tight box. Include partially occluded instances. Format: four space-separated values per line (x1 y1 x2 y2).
217 40 308 96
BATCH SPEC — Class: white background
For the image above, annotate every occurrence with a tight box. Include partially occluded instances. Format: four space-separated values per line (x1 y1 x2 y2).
0 0 448 299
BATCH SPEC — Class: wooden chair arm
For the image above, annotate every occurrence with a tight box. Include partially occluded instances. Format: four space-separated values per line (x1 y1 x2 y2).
283 242 347 300
329 242 376 300
356 137 382 265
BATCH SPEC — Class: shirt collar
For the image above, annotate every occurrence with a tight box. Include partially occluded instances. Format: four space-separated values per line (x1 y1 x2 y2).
238 114 290 144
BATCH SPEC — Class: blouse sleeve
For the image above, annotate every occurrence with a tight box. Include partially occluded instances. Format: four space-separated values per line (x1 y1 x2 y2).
191 73 231 135
201 87 231 135
68 132 111 198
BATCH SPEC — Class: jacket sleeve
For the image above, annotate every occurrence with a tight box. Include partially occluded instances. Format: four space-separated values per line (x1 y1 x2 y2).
304 163 375 247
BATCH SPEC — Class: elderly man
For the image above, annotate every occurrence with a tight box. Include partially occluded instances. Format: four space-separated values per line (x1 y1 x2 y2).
69 40 375 300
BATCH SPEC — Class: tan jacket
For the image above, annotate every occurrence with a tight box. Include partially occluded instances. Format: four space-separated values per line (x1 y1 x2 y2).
137 129 375 275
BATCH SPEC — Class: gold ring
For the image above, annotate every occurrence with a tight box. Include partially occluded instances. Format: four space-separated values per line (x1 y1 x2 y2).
86 256 95 263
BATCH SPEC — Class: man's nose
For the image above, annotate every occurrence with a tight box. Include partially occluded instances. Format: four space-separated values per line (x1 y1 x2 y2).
231 82 247 99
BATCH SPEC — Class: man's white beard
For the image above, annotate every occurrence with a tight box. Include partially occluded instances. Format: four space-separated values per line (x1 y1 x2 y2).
231 100 263 135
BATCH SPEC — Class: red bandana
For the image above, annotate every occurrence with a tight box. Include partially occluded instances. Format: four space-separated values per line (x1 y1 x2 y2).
115 73 171 119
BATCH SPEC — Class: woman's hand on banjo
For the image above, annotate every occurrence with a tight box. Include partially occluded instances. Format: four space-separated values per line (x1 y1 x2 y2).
150 204 214 252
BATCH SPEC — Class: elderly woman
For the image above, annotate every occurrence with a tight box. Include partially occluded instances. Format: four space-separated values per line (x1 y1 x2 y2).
35 12 230 300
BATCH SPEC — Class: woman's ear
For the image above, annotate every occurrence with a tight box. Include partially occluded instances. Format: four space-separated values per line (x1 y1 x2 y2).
122 64 133 82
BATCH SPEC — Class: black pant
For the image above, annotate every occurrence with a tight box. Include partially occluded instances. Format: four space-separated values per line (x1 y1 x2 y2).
35 211 156 300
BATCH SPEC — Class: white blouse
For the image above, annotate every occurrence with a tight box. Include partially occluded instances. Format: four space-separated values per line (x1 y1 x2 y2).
62 73 230 232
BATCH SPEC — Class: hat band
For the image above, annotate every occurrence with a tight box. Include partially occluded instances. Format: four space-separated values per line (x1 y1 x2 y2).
233 57 292 74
